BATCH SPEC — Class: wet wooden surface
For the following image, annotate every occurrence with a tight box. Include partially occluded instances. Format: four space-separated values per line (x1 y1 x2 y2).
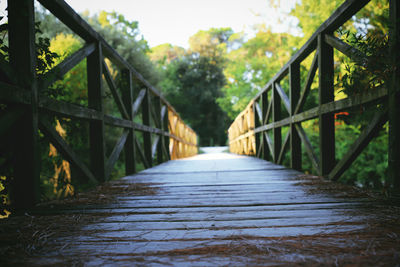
1 147 400 266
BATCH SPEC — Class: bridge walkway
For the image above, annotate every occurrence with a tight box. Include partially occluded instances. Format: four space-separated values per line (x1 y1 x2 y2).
1 147 399 265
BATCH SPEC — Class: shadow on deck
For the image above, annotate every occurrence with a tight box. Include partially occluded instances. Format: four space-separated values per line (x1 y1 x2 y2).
1 148 400 266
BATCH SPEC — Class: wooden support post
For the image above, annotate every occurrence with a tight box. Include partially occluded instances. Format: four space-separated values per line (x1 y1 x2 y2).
389 0 400 190
272 83 281 163
318 33 335 177
121 69 136 174
87 42 106 182
164 107 170 160
154 97 163 164
8 0 40 208
253 102 261 158
290 62 302 170
142 89 152 167
262 92 270 161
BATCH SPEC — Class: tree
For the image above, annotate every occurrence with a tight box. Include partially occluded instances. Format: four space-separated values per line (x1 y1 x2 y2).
161 55 228 146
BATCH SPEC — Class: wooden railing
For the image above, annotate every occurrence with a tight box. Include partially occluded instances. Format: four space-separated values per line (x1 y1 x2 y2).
228 0 400 187
0 0 197 208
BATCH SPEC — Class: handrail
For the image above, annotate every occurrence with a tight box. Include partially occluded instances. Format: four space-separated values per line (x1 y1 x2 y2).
0 0 197 208
228 0 399 186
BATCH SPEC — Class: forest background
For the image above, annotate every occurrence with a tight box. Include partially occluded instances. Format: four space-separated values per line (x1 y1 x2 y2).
0 0 391 209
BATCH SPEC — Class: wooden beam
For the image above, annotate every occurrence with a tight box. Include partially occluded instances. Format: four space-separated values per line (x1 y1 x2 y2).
0 108 24 138
388 0 400 190
275 83 291 114
39 118 97 184
154 97 163 164
163 106 170 160
329 110 388 181
87 42 106 182
262 92 270 161
324 34 368 66
8 0 40 208
318 33 335 177
272 83 281 163
277 131 290 165
39 96 102 121
120 69 136 175
254 0 370 101
294 51 318 115
290 62 301 170
132 89 146 117
295 124 320 175
253 102 261 158
264 132 274 162
254 87 388 133
142 89 153 166
102 60 129 120
40 43 95 90
135 137 150 169
106 130 129 179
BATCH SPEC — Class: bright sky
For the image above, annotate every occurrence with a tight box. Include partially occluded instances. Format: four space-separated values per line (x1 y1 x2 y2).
61 0 298 48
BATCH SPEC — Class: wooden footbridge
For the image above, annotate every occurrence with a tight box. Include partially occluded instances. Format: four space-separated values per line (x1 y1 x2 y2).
1 0 400 265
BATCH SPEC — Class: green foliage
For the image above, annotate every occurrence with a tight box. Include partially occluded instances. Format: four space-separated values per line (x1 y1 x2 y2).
161 54 228 146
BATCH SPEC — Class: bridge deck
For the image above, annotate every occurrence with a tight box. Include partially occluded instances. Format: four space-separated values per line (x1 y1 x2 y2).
1 147 399 266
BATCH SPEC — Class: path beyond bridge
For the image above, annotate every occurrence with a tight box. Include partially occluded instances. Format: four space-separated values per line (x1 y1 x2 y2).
1 147 399 266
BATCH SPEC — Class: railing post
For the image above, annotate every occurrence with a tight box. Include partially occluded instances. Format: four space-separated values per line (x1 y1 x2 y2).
318 33 335 177
164 107 170 160
154 97 163 164
290 62 302 170
121 69 136 174
8 0 40 208
272 82 281 163
87 42 106 182
262 91 270 161
142 89 152 167
253 101 261 158
389 0 400 190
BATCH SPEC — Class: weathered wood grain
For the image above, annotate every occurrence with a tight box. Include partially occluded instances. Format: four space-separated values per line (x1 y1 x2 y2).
2 148 398 266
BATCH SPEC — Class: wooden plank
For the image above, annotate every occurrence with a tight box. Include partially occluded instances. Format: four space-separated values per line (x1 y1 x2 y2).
295 124 320 175
40 43 96 90
290 62 301 170
294 51 318 115
132 89 146 117
272 83 281 163
87 42 106 182
102 60 129 119
318 33 335 177
324 34 367 66
38 118 97 184
329 109 388 181
106 130 129 179
8 0 40 208
142 89 153 167
120 69 136 175
387 0 400 190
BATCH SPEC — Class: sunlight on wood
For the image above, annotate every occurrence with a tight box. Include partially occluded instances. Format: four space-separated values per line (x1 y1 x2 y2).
228 100 256 155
